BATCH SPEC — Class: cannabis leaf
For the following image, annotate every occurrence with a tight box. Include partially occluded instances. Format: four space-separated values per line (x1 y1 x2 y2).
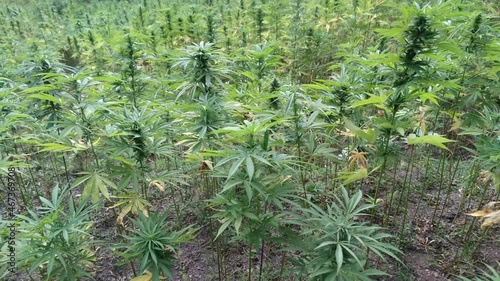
71 171 117 202
407 134 456 150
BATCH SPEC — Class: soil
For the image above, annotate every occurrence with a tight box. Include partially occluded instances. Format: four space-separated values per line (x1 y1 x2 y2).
5 157 499 281
74 162 500 281
88 184 499 281
371 162 500 281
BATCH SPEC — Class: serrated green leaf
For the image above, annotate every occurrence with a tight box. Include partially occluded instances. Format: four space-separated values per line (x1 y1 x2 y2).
246 156 254 181
350 94 387 109
315 241 336 250
336 244 343 274
79 172 114 202
38 143 74 152
234 217 242 235
407 134 456 150
343 118 377 143
28 93 62 104
336 168 368 185
436 42 466 57
228 157 245 179
22 84 58 94
374 27 407 37
215 219 232 240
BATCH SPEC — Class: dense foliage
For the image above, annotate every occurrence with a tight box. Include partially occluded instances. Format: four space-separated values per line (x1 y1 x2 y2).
0 0 499 280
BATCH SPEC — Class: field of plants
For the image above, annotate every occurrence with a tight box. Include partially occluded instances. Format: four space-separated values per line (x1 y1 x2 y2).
0 0 499 280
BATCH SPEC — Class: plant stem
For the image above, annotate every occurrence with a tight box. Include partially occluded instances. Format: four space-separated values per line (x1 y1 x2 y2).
258 238 266 281
248 242 252 281
438 156 461 221
168 183 181 222
373 106 397 208
412 151 432 222
216 236 224 281
398 146 415 242
130 261 137 276
431 151 447 225
279 253 286 280
383 163 399 225
453 162 478 223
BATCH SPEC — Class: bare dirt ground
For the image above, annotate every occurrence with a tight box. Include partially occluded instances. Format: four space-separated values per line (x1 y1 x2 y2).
10 158 498 281
89 181 499 281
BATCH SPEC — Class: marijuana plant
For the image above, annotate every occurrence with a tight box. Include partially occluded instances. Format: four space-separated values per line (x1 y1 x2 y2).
284 187 401 280
114 211 196 281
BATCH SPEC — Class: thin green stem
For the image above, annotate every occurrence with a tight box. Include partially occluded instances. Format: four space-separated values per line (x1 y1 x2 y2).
431 151 447 225
168 183 181 222
453 162 478 223
412 151 432 222
438 156 461 220
373 107 397 207
248 242 252 281
398 145 415 242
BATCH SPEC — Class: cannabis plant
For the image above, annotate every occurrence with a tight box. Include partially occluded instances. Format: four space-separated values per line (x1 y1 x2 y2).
10 186 97 281
114 211 196 281
171 41 230 99
284 187 401 280
238 42 281 93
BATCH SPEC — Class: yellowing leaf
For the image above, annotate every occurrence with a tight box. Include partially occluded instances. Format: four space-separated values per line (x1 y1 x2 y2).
130 271 152 281
466 202 500 230
348 150 368 169
483 201 500 211
110 192 151 225
336 168 368 185
466 210 491 217
418 92 440 105
448 121 462 133
481 210 500 229
141 206 149 217
149 180 165 192
117 204 132 226
38 143 75 152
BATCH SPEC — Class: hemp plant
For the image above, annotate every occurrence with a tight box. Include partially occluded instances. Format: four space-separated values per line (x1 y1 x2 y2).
282 187 401 280
114 210 196 281
171 41 230 99
8 185 97 281
208 115 293 281
107 105 171 199
238 42 281 93
113 35 150 108
350 9 439 214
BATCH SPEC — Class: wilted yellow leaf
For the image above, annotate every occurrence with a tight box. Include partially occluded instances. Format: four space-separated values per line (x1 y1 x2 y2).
481 210 500 230
117 204 132 226
336 168 368 185
348 149 368 169
448 120 462 133
466 202 500 230
140 206 149 217
149 180 165 192
109 192 151 225
340 130 356 137
130 271 152 281
484 201 500 211
466 210 492 217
